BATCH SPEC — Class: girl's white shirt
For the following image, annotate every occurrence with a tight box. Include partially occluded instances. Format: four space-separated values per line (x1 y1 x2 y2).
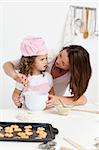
15 72 53 94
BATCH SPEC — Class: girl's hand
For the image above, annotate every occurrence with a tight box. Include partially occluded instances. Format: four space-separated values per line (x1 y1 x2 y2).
14 73 29 87
46 94 59 108
12 91 21 107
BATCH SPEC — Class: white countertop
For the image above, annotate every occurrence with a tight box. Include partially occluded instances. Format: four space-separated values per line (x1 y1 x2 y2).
0 104 99 150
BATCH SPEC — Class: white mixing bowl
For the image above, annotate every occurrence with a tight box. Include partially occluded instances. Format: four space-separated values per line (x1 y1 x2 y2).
23 92 48 111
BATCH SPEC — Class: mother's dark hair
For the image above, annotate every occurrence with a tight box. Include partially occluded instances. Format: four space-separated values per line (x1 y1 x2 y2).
63 45 92 100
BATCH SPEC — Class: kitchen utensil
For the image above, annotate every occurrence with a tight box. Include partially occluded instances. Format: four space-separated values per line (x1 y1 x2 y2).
55 104 72 115
60 146 73 150
55 99 73 115
74 18 83 35
72 108 99 114
0 122 58 142
63 137 87 150
56 99 99 114
23 92 48 111
95 137 99 142
38 141 56 149
58 99 66 107
83 8 89 39
94 142 99 150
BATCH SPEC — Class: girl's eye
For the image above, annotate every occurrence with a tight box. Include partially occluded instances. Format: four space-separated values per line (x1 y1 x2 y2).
41 58 47 61
41 58 44 61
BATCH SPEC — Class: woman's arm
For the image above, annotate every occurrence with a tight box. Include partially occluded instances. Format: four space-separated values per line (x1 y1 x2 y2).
3 61 29 86
3 61 18 80
46 94 87 108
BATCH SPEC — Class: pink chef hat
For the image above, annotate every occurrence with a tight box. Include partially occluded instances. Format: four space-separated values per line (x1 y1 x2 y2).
20 36 48 56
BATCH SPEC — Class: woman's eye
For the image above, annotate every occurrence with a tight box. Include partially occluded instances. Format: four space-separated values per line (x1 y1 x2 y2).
60 54 62 58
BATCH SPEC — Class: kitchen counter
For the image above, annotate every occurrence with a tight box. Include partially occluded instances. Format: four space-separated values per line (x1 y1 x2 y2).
0 104 98 150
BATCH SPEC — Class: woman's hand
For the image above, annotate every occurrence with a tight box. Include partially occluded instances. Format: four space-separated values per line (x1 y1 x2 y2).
14 73 29 87
46 94 59 108
12 90 21 107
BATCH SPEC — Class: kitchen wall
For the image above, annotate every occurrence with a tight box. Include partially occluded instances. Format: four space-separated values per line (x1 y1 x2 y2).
0 0 99 108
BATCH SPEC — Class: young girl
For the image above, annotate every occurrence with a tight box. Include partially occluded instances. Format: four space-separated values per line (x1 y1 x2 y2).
12 36 54 110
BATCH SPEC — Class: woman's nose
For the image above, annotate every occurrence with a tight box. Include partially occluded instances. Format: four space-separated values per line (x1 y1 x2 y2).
56 58 60 65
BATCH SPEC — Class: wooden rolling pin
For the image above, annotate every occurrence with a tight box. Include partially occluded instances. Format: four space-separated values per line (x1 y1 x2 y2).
63 138 88 150
57 99 99 114
72 108 99 114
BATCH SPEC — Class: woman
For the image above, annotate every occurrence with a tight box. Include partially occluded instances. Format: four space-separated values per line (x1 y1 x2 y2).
3 45 92 108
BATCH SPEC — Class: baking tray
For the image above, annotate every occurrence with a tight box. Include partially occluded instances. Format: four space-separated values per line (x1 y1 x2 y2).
0 122 58 142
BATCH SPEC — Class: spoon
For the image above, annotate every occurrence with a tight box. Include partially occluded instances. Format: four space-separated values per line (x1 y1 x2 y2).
83 8 89 39
58 99 66 107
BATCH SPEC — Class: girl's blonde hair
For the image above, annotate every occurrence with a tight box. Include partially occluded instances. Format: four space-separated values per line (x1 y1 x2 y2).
19 56 36 76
